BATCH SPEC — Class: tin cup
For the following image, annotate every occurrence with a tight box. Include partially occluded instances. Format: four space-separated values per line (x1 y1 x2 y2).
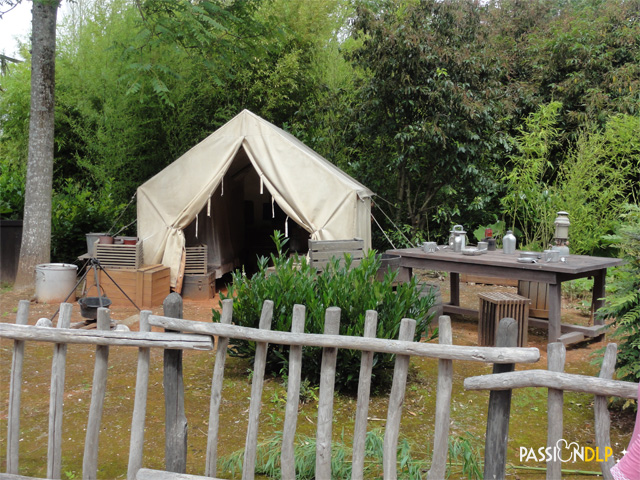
544 249 560 263
477 241 488 251
423 241 437 253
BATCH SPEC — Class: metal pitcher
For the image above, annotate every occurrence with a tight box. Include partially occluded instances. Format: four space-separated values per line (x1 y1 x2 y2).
449 225 466 252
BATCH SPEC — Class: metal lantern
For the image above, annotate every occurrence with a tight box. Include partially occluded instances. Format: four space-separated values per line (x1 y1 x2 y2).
554 211 570 245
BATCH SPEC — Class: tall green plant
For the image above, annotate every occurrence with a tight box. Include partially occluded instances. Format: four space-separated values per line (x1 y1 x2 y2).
597 204 640 383
213 232 436 393
501 101 561 250
555 115 640 255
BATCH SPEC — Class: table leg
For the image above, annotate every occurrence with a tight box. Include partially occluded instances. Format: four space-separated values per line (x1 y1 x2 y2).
450 272 460 306
592 269 606 325
548 283 562 343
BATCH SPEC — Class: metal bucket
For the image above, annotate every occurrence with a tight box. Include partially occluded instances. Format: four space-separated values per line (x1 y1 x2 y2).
86 232 106 256
35 263 78 303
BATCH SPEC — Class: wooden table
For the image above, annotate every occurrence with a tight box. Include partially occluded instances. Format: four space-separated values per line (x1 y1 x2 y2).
387 247 623 344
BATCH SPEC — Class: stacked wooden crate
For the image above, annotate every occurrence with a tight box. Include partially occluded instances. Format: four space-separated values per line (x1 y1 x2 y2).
96 243 143 269
85 264 170 308
185 245 207 274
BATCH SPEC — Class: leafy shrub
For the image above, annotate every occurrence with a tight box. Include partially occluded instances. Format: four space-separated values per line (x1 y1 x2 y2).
51 179 126 263
597 204 640 383
213 232 436 393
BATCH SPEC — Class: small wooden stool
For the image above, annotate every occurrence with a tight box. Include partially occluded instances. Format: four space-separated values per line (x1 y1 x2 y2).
478 292 530 347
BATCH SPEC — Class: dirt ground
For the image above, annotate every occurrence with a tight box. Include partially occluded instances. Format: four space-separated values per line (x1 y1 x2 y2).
0 274 635 479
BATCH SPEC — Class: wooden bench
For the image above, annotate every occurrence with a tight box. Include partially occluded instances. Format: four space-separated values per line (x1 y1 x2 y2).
2 295 543 479
308 238 364 272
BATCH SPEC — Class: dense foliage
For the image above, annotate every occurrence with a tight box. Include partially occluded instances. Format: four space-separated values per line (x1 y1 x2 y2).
1 0 638 259
597 205 640 384
213 234 436 392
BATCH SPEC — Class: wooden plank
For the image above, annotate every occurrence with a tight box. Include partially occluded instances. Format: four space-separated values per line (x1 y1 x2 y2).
0 323 213 350
135 469 222 480
242 300 274 480
464 371 639 399
0 474 50 480
309 238 364 252
147 316 540 364
7 300 29 475
427 315 453 480
310 250 364 262
83 308 111 480
546 342 566 480
558 332 585 345
383 318 416 479
315 307 341 480
595 343 617 480
527 318 606 337
483 317 517 480
163 293 187 474
281 305 306 480
351 311 377 480
205 299 233 478
127 310 151 480
47 303 72 479
175 249 186 295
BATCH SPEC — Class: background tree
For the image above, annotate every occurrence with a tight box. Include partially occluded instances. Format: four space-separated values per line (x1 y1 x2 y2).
14 0 61 289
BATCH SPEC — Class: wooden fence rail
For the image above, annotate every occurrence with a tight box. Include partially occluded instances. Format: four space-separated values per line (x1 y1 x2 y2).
464 341 638 479
3 295 634 480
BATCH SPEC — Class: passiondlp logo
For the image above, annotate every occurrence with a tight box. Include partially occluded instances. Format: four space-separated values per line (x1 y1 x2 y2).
519 439 613 463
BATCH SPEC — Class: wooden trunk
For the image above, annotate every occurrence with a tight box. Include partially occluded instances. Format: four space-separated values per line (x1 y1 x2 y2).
85 264 170 309
182 272 216 300
517 280 549 319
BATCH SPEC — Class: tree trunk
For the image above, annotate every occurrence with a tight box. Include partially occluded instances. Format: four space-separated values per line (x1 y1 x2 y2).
14 0 61 290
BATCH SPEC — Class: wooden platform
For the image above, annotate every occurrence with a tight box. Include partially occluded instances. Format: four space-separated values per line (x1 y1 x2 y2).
85 264 170 309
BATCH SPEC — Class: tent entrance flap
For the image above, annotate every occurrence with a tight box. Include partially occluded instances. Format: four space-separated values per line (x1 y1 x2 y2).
182 147 311 278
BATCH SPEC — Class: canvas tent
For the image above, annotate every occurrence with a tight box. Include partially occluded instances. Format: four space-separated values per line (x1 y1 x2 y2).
137 109 374 288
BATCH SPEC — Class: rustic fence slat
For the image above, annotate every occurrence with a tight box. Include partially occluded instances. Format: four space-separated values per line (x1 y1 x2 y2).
83 308 111 480
484 317 518 480
242 300 274 480
546 342 566 480
127 310 152 480
147 316 539 363
383 318 417 479
281 304 306 480
7 300 29 475
427 315 453 480
315 307 341 480
464 370 639 399
0 323 212 350
205 298 234 478
351 310 378 480
595 343 617 480
47 303 72 479
163 293 188 474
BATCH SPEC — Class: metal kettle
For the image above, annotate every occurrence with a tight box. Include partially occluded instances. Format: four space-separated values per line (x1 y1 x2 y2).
449 225 466 252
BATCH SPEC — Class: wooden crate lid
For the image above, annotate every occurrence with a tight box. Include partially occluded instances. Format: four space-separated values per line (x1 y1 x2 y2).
478 291 530 304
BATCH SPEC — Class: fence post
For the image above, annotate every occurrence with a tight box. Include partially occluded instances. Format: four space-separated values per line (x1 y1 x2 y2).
427 315 453 480
484 317 517 480
595 343 617 480
163 292 187 473
546 342 566 479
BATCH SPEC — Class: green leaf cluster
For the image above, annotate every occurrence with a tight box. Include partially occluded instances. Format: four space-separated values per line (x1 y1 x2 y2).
597 205 640 383
213 232 436 393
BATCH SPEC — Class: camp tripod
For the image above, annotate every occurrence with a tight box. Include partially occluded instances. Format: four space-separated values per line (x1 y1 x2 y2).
49 257 140 323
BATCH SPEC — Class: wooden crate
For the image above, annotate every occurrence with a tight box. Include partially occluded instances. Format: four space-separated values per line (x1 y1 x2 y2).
185 245 207 275
96 243 143 269
517 280 549 319
308 238 364 272
478 292 530 347
85 264 170 309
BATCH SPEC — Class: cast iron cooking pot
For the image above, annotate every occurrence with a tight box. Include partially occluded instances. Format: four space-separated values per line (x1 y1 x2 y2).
78 296 112 320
